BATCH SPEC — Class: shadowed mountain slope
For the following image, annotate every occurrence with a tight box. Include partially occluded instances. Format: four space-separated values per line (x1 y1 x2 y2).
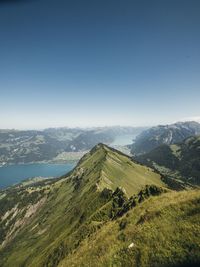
131 121 200 155
137 135 200 185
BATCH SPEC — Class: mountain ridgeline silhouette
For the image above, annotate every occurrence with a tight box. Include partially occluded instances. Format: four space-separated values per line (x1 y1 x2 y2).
0 144 199 267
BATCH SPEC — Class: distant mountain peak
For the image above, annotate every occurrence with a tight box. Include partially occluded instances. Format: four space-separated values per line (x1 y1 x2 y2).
131 121 200 155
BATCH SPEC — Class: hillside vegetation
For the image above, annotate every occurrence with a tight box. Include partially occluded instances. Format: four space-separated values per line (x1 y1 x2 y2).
0 144 165 266
60 189 200 267
0 144 199 267
138 135 200 185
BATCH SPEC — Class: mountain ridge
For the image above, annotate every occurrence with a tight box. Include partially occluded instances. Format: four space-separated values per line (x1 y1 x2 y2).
131 121 200 155
74 143 165 197
0 144 166 266
0 144 199 267
137 135 200 185
59 189 200 267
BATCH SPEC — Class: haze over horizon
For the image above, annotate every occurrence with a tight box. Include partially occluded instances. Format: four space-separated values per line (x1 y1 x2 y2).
0 0 200 129
0 117 200 131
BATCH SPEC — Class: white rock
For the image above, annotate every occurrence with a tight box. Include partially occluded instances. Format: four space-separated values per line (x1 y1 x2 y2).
128 242 134 249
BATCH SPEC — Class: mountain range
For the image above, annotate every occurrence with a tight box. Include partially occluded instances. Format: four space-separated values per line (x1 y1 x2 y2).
131 121 200 155
0 126 144 166
0 144 199 267
2 121 199 166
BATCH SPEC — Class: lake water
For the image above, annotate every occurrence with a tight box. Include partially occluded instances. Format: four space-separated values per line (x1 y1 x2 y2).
0 162 76 189
111 134 136 146
0 134 137 189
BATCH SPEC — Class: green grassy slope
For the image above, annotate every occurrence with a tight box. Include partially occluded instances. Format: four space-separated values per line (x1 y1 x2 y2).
78 144 165 197
59 189 200 267
137 135 200 185
0 144 165 267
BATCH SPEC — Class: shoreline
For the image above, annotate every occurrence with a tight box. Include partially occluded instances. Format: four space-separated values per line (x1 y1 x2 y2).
0 159 79 168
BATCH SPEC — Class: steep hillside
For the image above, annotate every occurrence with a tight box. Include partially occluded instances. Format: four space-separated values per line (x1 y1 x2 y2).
137 135 200 185
0 144 165 267
131 121 200 155
77 144 164 197
60 189 200 267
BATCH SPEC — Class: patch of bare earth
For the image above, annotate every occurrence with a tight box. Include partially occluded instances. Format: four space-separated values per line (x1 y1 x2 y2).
1 197 46 248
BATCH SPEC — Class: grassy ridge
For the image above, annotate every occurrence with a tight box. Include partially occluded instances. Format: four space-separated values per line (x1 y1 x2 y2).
0 144 199 267
60 189 200 267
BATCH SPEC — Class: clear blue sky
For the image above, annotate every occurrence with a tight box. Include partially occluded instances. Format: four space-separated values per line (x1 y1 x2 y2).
0 0 200 129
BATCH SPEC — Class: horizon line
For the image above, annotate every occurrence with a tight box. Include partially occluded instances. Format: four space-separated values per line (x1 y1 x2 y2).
0 119 199 131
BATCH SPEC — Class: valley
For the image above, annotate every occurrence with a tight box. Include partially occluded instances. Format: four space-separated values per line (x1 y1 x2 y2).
0 122 200 267
130 121 200 155
0 126 143 167
0 142 199 267
1 1 200 266
137 135 200 186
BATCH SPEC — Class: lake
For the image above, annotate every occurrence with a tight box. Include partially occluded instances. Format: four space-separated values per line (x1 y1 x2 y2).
0 162 76 189
0 134 137 189
111 134 136 146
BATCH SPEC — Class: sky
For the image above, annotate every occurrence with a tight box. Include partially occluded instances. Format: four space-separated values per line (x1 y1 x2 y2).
0 0 200 129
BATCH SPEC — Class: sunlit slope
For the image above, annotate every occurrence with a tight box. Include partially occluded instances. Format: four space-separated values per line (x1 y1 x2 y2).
78 143 165 197
0 144 165 267
59 189 200 267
